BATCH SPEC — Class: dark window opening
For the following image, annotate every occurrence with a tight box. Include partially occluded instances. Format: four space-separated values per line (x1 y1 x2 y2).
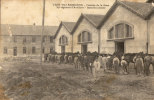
3 47 7 54
32 36 36 43
32 47 36 54
23 47 26 54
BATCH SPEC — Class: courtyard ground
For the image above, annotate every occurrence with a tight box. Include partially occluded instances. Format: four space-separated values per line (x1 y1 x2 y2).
0 61 154 100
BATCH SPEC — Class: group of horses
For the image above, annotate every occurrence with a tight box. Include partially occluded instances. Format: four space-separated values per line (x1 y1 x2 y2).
44 52 154 76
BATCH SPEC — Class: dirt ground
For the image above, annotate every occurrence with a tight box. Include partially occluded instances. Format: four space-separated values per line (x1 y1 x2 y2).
0 61 154 100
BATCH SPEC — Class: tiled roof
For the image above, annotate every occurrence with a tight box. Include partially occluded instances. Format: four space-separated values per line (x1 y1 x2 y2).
62 22 76 33
120 1 154 19
83 14 105 27
98 1 154 28
1 24 58 36
71 13 105 34
54 21 76 39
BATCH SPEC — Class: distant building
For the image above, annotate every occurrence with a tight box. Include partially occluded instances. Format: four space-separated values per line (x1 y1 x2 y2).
0 24 58 57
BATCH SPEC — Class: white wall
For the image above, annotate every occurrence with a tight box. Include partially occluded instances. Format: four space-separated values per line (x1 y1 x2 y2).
100 5 147 54
73 18 99 53
55 25 72 53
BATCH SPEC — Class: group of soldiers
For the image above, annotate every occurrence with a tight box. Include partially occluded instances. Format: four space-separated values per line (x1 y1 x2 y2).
44 52 154 77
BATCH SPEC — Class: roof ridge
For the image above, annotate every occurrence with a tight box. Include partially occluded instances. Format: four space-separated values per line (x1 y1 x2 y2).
1 24 58 27
83 13 105 16
83 14 97 27
62 21 76 33
119 1 147 19
121 0 150 4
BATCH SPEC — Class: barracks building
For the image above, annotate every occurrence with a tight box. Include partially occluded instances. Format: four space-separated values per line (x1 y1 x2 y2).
0 24 58 57
54 1 154 54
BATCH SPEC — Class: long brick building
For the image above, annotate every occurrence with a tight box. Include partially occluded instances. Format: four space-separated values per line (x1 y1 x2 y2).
0 24 58 58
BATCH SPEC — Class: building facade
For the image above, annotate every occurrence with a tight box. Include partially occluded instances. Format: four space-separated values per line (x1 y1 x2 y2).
0 24 58 58
53 1 154 54
54 22 75 53
72 14 104 53
99 1 154 54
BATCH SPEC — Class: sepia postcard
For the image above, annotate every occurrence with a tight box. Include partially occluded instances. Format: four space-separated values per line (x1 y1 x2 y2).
0 0 154 100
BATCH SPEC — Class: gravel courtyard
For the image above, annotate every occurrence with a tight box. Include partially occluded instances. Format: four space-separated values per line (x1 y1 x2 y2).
0 61 154 100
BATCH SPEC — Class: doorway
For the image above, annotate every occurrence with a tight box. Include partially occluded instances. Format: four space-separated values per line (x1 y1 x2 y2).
115 42 124 53
81 45 87 54
13 47 17 56
61 46 65 53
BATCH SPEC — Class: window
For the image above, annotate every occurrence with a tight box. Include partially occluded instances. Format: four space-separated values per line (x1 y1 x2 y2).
78 34 81 42
43 36 46 42
78 31 92 43
115 24 124 38
23 47 26 54
3 47 7 54
32 36 36 43
13 36 17 42
108 23 133 40
59 38 62 45
108 27 114 39
23 37 26 43
82 32 85 42
88 32 91 41
125 24 132 38
50 36 54 43
59 35 68 45
42 47 45 54
32 47 36 54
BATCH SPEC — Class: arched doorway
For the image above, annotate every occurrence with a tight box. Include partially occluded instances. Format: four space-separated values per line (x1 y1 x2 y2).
78 31 92 54
108 23 133 53
59 35 68 53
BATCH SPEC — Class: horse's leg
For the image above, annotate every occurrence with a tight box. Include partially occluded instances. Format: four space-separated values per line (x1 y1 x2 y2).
144 63 147 76
152 63 154 74
134 63 137 75
127 63 129 74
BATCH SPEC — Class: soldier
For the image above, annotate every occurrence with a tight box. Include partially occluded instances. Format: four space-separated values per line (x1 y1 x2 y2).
144 54 152 76
78 53 84 70
64 54 68 64
102 55 107 72
121 55 128 74
107 54 112 70
83 54 89 71
113 55 120 74
135 54 144 76
133 54 137 75
92 57 100 78
74 55 78 69
98 54 103 68
68 55 73 64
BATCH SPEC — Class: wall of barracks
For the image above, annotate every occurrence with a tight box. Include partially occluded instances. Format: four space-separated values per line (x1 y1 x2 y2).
0 35 54 57
55 25 73 53
73 18 99 53
100 5 148 54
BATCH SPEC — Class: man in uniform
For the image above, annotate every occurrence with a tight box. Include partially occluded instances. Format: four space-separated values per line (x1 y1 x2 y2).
113 55 120 74
144 54 152 76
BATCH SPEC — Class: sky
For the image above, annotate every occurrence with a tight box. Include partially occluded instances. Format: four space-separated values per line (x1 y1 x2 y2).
1 0 146 26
